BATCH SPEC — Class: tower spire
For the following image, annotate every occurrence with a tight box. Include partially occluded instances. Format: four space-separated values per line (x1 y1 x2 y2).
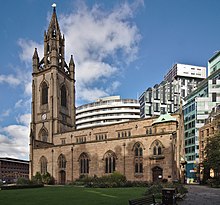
52 3 56 13
48 3 60 38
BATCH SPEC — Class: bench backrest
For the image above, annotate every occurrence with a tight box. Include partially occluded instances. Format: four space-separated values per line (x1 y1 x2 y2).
128 195 155 205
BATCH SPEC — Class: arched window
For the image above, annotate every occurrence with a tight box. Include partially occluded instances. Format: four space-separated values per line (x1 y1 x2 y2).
41 82 48 105
40 156 47 175
61 85 67 107
146 128 149 135
58 154 66 169
79 153 89 175
118 132 120 138
128 131 131 137
134 142 143 174
151 140 163 156
153 147 157 155
158 146 162 155
104 151 116 174
39 128 48 142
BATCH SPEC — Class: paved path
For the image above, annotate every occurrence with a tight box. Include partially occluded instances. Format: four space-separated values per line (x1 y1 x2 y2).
178 185 220 205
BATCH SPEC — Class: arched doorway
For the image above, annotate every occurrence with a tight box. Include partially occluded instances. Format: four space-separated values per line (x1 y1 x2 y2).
152 166 163 182
59 170 66 184
57 154 66 184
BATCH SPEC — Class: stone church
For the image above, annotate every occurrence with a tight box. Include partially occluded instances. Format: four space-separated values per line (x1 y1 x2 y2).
29 7 185 184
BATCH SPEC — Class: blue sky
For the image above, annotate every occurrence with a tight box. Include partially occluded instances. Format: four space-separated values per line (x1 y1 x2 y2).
0 0 220 160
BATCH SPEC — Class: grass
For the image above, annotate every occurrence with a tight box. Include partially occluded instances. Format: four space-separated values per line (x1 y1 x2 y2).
0 186 146 205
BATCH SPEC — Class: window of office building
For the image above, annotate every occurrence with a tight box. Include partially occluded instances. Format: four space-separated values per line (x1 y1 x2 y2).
212 93 217 102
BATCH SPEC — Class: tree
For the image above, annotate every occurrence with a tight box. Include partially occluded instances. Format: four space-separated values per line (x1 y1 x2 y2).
204 133 220 178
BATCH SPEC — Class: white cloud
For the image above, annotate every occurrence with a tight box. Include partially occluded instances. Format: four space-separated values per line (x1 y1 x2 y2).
16 113 31 126
18 39 44 63
15 99 23 108
106 81 121 93
77 86 108 103
0 114 30 160
0 123 29 160
0 74 21 86
17 2 141 103
24 81 32 96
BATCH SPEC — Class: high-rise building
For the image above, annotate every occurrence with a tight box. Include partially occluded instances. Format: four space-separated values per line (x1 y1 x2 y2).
139 63 206 118
183 52 220 182
76 96 140 129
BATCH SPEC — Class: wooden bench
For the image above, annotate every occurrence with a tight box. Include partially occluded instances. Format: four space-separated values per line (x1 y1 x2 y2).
128 195 156 205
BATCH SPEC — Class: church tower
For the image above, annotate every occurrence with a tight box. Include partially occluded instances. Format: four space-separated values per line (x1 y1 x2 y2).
30 5 75 146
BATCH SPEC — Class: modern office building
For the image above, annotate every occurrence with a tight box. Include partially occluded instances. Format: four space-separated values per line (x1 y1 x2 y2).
139 63 206 118
0 158 29 183
76 96 140 129
183 52 220 182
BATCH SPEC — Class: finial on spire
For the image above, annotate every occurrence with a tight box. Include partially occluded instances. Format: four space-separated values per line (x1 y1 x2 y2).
52 3 56 12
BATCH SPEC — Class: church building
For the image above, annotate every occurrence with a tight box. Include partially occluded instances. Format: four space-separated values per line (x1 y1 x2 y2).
29 6 185 184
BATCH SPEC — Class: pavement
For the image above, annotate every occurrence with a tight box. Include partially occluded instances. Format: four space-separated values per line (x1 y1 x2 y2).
177 185 220 205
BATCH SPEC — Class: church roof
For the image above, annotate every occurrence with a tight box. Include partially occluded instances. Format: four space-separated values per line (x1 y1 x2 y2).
152 113 177 125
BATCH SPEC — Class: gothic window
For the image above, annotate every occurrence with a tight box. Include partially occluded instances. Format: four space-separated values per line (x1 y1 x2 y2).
61 85 67 107
40 156 47 175
146 128 148 135
151 140 163 156
134 142 143 174
104 151 116 174
153 146 157 155
79 153 89 175
39 128 48 142
58 154 66 169
41 82 48 105
128 131 131 137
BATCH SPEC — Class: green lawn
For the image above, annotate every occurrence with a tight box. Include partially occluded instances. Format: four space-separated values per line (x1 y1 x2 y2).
0 186 146 205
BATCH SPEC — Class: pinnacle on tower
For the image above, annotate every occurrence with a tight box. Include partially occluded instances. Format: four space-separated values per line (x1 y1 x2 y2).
48 3 60 39
32 48 39 73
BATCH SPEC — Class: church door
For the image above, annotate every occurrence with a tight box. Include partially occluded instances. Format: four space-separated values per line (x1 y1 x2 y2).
152 166 163 182
59 170 66 184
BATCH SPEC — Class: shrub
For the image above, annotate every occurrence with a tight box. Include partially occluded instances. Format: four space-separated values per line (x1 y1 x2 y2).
207 177 220 188
1 184 44 190
16 177 31 185
123 181 149 187
32 172 42 184
42 172 55 185
74 172 127 188
74 173 153 188
145 181 187 196
145 183 163 195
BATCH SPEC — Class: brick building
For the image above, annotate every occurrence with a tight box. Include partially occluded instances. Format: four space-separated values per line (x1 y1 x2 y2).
199 104 220 180
0 158 29 183
29 6 185 184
